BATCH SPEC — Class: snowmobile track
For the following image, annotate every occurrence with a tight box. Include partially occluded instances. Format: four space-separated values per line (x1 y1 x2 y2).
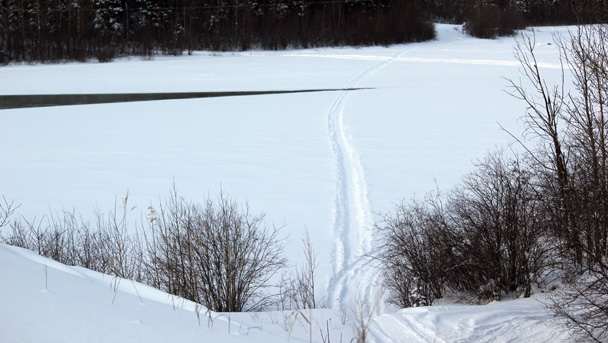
326 48 410 313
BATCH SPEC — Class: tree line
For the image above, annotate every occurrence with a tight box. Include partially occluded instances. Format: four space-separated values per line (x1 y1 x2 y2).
0 0 435 64
2 0 606 64
419 0 608 26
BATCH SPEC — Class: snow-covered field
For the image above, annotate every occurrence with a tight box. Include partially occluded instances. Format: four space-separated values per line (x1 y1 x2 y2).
0 24 573 342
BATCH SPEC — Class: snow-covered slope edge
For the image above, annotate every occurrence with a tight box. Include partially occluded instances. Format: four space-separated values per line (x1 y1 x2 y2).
0 243 333 343
367 298 571 343
0 243 571 342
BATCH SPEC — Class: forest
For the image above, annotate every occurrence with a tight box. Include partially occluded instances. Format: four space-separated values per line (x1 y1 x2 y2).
0 0 606 64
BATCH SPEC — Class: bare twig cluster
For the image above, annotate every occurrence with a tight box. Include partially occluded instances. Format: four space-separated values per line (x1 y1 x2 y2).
279 230 318 312
1 196 141 279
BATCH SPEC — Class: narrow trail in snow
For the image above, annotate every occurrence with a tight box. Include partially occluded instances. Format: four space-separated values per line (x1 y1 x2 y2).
326 48 410 315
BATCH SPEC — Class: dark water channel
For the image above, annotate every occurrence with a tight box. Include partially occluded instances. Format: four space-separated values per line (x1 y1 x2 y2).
0 89 368 110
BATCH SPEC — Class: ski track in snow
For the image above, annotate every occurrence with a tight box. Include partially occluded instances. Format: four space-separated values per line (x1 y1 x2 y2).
325 48 409 314
283 53 563 69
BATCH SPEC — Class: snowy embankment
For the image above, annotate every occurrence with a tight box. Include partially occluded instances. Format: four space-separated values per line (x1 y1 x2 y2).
0 24 573 342
368 299 570 343
0 243 569 342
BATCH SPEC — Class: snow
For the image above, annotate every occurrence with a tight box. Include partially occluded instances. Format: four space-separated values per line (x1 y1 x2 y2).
368 299 570 343
0 24 574 342
0 243 569 343
0 244 318 343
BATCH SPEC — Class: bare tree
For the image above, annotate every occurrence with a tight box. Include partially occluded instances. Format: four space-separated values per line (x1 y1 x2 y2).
558 24 608 267
506 30 585 266
507 25 608 342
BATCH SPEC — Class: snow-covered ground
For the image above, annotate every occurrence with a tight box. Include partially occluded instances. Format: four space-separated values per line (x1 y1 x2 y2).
0 24 573 342
0 243 569 342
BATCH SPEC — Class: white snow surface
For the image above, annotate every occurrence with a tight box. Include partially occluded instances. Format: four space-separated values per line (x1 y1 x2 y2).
0 243 569 342
0 24 574 342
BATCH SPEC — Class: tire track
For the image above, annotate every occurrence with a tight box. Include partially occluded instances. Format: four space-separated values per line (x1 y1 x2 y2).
326 48 409 313
367 314 448 343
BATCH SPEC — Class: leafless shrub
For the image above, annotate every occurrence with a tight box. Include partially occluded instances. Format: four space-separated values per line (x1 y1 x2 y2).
377 151 551 307
144 188 287 312
0 194 144 281
2 188 288 315
2 218 31 249
96 194 142 280
376 192 454 307
1 188 288 314
279 230 319 312
449 151 551 300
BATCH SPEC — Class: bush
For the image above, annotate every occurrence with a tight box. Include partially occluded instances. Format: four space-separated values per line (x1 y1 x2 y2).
464 5 525 39
548 267 608 342
376 195 455 307
1 189 287 313
144 189 287 312
1 196 143 280
449 152 550 300
377 151 551 307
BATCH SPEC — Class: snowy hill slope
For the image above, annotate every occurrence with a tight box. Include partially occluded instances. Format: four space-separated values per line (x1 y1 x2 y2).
0 243 570 342
368 300 570 343
0 243 332 343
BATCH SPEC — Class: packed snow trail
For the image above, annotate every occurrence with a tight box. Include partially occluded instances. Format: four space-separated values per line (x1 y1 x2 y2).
326 48 410 315
366 297 571 343
0 243 570 343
